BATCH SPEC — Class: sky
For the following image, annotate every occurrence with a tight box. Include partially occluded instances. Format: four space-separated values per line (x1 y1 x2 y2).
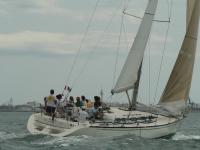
0 0 200 105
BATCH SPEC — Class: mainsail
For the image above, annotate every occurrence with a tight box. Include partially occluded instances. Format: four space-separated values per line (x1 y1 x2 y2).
159 0 200 114
111 0 158 94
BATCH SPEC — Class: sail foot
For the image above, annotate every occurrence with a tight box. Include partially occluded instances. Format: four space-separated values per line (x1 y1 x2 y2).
159 100 187 115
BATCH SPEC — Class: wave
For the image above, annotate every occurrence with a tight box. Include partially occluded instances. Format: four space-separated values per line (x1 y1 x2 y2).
0 130 95 148
0 131 37 142
31 135 92 147
0 131 17 140
172 132 200 141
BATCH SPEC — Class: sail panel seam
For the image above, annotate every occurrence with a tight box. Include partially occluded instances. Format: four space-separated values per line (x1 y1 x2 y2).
185 35 197 40
145 12 155 15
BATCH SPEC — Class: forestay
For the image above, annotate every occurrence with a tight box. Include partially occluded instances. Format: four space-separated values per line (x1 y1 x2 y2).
111 0 158 94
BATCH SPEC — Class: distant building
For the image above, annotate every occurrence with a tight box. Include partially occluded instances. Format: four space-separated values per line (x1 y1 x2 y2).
26 101 41 112
0 105 14 112
0 100 41 112
188 102 200 112
27 101 40 107
14 105 33 112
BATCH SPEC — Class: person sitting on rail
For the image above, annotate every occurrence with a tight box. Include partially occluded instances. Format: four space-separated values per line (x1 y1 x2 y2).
75 97 82 107
81 96 87 110
86 99 93 108
94 96 103 119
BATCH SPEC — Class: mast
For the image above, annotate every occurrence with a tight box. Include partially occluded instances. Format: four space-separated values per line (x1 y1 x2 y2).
131 62 142 110
111 0 158 108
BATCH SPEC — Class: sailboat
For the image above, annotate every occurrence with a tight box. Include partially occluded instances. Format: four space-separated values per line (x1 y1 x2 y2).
27 0 200 138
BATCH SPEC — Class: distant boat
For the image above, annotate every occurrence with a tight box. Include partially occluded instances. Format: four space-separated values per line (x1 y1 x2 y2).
27 0 200 138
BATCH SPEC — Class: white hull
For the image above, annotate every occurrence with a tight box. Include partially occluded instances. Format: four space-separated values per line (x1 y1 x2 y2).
69 121 180 138
27 108 182 138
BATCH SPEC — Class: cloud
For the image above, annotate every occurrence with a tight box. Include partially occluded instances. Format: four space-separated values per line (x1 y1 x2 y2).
0 0 122 23
0 31 77 55
0 30 118 56
0 30 121 56
0 29 175 57
0 0 37 14
0 0 87 22
0 0 145 24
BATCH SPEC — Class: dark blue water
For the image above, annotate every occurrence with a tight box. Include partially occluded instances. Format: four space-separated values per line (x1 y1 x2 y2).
0 112 200 150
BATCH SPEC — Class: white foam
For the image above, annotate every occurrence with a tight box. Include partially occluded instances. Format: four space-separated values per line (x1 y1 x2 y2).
32 135 92 147
60 143 70 147
0 131 17 140
172 132 200 140
127 138 133 141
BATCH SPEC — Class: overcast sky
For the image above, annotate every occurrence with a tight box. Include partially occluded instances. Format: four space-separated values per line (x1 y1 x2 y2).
0 0 199 105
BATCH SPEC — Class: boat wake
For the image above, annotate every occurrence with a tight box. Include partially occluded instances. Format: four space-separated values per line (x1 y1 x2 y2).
0 131 17 141
0 131 42 142
172 132 200 141
31 135 92 147
0 130 94 148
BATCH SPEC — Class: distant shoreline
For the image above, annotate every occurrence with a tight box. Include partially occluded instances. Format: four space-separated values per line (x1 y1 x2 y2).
0 110 34 112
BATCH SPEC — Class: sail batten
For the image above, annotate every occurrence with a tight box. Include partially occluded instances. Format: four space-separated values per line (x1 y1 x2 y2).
159 0 200 114
112 0 158 94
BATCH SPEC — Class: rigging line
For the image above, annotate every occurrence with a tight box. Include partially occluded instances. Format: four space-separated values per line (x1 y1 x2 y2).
123 11 171 23
105 94 113 105
148 37 151 105
124 0 131 10
111 0 125 94
64 0 100 86
164 0 170 18
147 25 153 105
123 11 142 20
166 0 171 18
146 29 158 114
152 3 173 104
168 0 173 19
112 12 125 89
122 15 129 52
119 0 129 50
70 1 124 89
109 93 113 106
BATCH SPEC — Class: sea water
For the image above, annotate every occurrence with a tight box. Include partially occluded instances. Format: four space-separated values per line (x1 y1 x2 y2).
0 112 200 150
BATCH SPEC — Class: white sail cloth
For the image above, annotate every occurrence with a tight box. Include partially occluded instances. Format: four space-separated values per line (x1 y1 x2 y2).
159 0 200 114
111 0 158 93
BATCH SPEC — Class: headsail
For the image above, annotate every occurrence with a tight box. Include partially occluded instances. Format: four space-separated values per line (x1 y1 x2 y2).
159 0 200 114
111 0 158 94
187 0 196 28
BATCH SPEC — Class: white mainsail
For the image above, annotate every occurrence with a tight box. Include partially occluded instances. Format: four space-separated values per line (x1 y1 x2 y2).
159 0 200 114
111 0 158 94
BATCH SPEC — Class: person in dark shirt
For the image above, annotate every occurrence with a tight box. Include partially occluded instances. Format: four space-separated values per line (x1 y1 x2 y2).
93 96 103 119
75 97 82 107
94 96 101 109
